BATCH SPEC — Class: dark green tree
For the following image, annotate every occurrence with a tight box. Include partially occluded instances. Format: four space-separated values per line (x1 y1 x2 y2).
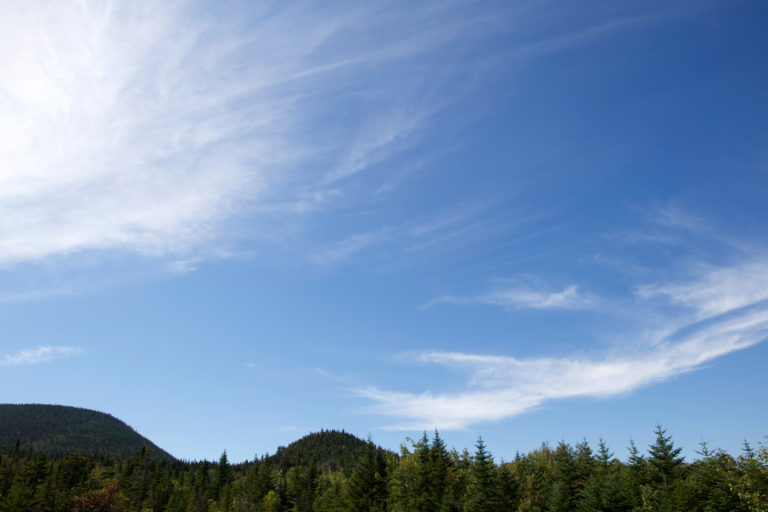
413 432 432 511
498 461 521 512
294 462 318 511
245 458 274 506
430 431 452 512
314 470 346 512
467 436 500 512
648 424 684 487
643 424 685 512
344 439 387 512
548 442 577 512
212 450 231 503
679 442 746 512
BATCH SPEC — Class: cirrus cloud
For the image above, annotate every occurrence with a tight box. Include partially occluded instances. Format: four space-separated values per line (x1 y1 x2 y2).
360 257 768 430
0 346 82 367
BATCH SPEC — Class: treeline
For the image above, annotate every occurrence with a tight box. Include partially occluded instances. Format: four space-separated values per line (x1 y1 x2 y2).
0 426 766 512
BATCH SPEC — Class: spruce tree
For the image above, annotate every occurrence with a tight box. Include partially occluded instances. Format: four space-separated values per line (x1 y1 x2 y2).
249 459 275 505
212 451 230 501
295 463 318 512
648 424 683 487
644 424 684 512
548 442 577 512
344 439 386 512
686 443 746 512
467 436 500 512
413 432 431 511
625 438 646 509
497 461 521 512
430 430 451 512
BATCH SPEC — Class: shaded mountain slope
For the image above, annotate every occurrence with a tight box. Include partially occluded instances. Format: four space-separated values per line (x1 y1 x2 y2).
0 404 174 460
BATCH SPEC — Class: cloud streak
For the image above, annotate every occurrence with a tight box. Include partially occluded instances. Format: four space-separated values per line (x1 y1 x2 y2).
310 210 485 266
424 284 596 311
0 1 495 270
636 261 768 319
0 346 82 366
0 2 271 266
360 258 768 430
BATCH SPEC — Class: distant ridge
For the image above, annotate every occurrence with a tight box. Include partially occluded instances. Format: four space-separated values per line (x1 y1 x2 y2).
0 404 174 460
268 429 391 474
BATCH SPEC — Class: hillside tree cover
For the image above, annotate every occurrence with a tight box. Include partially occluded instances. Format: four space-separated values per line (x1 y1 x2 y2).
0 427 766 512
0 405 172 461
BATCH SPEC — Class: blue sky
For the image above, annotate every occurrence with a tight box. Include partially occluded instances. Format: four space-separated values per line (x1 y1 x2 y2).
1 0 767 462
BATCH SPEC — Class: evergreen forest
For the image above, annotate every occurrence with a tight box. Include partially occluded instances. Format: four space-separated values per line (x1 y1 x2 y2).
0 405 172 461
1 424 767 512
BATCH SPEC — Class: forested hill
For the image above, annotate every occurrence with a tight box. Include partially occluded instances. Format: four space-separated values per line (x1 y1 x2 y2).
267 429 392 474
0 404 174 461
1 424 766 511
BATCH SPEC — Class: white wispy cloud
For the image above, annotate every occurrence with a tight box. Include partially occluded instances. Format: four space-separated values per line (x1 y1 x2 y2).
0 346 82 366
360 258 768 430
323 106 426 185
0 2 263 265
311 226 396 266
423 283 596 310
636 261 768 319
0 289 72 304
0 1 495 271
310 211 479 266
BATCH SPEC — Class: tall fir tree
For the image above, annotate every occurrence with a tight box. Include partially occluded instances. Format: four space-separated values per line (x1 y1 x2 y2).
413 432 432 512
467 436 500 512
547 442 577 512
430 431 451 512
648 424 684 487
212 451 231 502
344 439 387 512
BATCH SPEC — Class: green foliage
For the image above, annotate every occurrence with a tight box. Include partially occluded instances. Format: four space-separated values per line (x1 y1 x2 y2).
0 421 764 512
344 439 387 512
244 458 274 506
547 442 577 512
267 429 390 475
514 443 554 512
313 470 346 512
261 489 280 512
467 436 501 512
0 404 173 461
387 431 456 512
648 424 684 486
728 441 768 512
212 451 230 502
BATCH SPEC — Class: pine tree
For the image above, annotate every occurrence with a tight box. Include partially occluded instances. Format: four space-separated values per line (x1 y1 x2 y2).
685 442 746 512
212 451 230 502
648 424 683 487
246 458 274 506
314 470 346 512
413 432 431 511
624 438 646 509
467 436 500 512
387 447 418 512
498 461 521 512
122 446 156 510
344 439 387 512
294 463 318 511
547 442 577 512
642 424 685 512
430 430 451 512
